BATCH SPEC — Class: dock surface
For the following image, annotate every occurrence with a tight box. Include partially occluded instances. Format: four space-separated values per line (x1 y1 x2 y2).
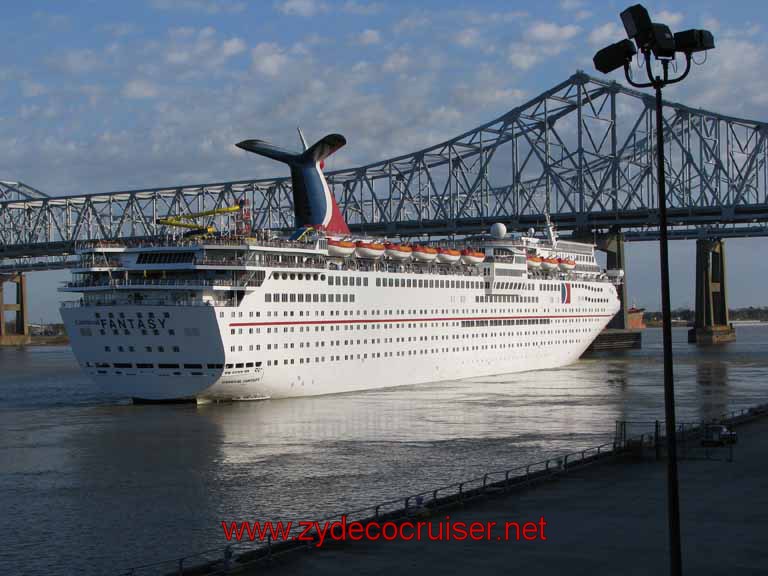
252 417 768 575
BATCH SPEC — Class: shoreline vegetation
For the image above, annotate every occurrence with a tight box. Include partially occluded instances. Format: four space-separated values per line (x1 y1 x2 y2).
643 307 768 328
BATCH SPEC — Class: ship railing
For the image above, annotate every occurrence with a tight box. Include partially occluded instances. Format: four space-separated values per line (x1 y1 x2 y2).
64 277 258 289
61 299 232 309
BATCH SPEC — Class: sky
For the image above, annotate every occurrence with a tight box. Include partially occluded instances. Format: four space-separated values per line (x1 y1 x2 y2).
2 0 768 322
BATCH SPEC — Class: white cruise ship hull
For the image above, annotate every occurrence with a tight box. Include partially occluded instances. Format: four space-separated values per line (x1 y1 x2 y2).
61 267 619 401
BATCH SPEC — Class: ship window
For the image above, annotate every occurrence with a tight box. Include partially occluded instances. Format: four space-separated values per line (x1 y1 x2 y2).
159 363 179 369
173 346 180 352
265 294 271 302
335 277 341 286
356 277 361 286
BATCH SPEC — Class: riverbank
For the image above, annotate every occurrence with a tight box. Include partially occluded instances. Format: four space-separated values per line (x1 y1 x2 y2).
245 413 768 575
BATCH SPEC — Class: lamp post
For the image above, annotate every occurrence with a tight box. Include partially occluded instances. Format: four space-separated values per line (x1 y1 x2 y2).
592 5 714 576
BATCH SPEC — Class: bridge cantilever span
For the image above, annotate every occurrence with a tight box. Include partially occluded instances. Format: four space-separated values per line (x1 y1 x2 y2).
2 71 768 268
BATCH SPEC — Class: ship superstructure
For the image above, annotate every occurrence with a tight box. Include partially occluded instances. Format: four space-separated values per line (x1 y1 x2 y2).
60 133 621 401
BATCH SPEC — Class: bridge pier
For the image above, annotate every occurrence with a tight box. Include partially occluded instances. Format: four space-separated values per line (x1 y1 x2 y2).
587 231 642 352
688 239 736 345
0 272 30 346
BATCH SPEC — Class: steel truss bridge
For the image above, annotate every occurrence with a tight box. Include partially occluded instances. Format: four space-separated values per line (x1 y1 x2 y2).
2 71 768 271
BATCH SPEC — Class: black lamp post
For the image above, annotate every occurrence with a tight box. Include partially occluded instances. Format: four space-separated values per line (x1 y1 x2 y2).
592 5 714 576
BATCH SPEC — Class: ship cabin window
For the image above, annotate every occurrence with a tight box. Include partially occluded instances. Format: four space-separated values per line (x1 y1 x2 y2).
376 278 381 287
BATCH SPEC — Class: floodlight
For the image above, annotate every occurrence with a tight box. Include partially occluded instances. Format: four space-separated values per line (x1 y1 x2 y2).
674 29 715 54
621 4 652 42
649 23 676 58
593 39 637 74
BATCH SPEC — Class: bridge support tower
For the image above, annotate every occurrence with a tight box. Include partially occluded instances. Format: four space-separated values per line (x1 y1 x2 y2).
0 273 30 346
587 230 642 351
688 239 736 345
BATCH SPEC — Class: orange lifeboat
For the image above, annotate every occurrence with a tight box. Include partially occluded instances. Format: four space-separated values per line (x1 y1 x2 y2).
541 257 559 272
384 242 413 260
412 245 438 263
436 247 461 264
526 255 542 270
355 241 385 259
460 249 485 265
558 258 576 272
327 238 355 258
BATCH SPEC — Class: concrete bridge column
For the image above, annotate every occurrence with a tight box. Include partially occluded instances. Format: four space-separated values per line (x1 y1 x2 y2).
0 273 30 346
688 239 736 344
603 232 629 330
586 230 642 351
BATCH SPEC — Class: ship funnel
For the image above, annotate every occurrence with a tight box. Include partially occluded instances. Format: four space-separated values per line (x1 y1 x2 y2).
236 134 350 235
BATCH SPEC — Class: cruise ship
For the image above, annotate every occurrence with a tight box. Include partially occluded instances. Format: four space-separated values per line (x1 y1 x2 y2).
59 133 621 402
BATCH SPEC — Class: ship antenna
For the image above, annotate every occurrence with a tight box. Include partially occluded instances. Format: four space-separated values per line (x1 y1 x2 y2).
297 126 309 151
543 209 558 248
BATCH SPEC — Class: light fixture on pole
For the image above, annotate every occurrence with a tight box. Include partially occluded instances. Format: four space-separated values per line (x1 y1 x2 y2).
591 5 714 576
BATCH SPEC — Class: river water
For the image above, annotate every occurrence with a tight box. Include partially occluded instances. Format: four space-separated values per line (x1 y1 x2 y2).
2 326 768 575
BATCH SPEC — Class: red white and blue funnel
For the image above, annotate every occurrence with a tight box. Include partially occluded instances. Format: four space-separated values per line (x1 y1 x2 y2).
236 134 350 235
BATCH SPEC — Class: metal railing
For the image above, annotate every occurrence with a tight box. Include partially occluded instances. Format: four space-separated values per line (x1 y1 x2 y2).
63 278 259 290
116 440 619 576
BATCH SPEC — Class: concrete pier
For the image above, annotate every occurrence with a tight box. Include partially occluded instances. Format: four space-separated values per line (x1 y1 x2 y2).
688 239 736 344
591 230 642 351
247 413 768 576
0 272 30 346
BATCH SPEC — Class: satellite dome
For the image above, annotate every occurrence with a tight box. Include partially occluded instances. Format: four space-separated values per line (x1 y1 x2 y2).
490 222 507 239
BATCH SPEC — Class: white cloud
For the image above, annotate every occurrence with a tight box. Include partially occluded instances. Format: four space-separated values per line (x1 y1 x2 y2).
382 50 410 72
656 10 683 27
150 0 246 13
588 22 622 46
461 10 527 25
251 43 290 76
527 21 580 43
560 0 584 10
275 0 327 17
455 28 480 48
507 21 581 70
122 79 158 99
342 1 382 15
103 22 137 37
165 27 246 70
52 49 102 75
355 29 381 45
394 13 431 34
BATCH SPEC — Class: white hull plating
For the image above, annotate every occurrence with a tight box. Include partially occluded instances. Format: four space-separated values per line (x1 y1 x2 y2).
61 266 619 401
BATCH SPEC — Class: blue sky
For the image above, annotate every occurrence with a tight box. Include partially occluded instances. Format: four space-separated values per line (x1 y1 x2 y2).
3 0 768 321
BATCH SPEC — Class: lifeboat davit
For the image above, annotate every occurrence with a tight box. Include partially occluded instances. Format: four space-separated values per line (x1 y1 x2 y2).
460 249 485 265
412 245 438 262
558 258 576 272
384 242 412 260
436 247 461 264
327 238 355 258
541 257 559 272
526 255 542 269
355 241 385 259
